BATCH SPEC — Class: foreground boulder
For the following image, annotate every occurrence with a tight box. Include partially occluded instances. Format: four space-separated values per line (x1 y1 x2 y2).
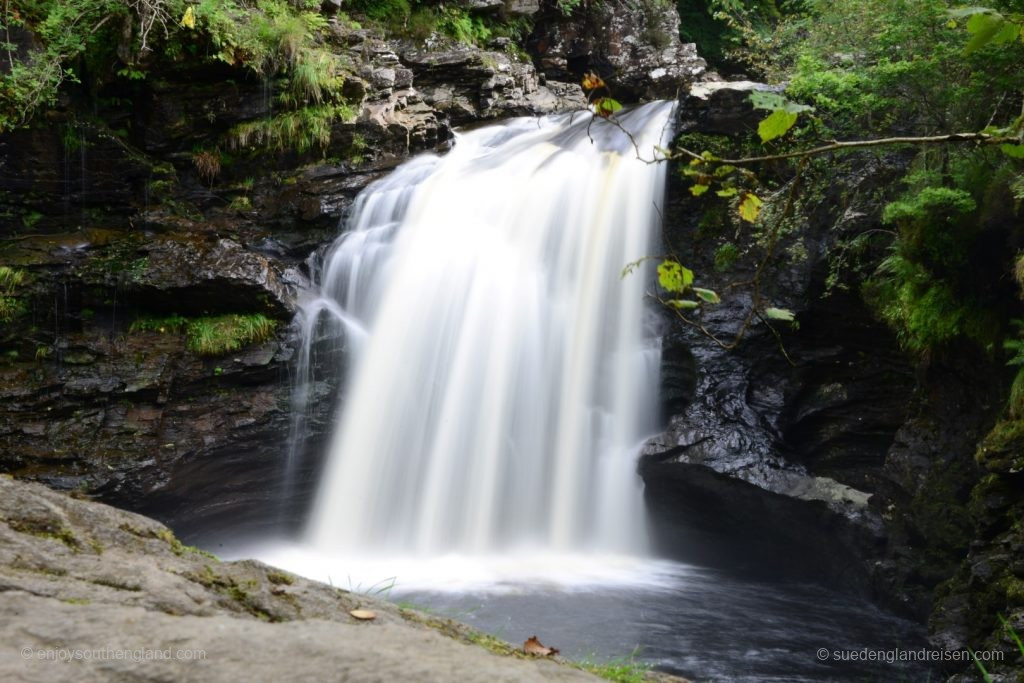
0 476 599 682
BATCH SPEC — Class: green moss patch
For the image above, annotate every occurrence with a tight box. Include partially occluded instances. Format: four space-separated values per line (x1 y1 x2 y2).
0 266 28 324
977 420 1024 474
130 313 276 357
5 516 81 551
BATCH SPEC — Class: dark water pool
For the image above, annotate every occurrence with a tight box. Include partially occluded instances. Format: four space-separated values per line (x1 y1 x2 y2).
399 564 937 682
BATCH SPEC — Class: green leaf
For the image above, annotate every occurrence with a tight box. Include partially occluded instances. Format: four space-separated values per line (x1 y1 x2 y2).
739 192 763 223
965 11 1006 53
657 260 694 294
764 307 796 322
716 187 738 197
990 20 1020 44
758 109 799 143
713 164 736 177
593 97 623 118
621 256 652 279
693 287 721 304
691 183 710 196
666 299 700 310
749 90 813 114
1001 144 1024 158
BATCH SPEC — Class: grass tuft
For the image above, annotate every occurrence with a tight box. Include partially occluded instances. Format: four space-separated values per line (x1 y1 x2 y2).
0 266 28 323
130 313 277 357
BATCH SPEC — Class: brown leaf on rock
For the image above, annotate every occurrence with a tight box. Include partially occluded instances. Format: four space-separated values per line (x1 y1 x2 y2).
349 609 377 621
523 635 559 657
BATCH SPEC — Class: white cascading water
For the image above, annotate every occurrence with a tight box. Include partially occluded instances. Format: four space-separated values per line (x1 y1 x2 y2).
266 101 677 589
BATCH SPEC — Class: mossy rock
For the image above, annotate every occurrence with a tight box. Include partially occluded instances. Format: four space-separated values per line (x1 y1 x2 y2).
969 474 1018 534
976 420 1024 474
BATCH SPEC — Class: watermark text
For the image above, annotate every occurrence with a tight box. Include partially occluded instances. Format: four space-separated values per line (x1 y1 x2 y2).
22 647 206 663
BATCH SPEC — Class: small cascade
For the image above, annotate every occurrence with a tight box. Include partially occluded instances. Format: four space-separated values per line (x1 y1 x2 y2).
286 101 676 569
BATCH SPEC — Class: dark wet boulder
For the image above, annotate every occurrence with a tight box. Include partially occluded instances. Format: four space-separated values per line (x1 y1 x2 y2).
529 0 706 101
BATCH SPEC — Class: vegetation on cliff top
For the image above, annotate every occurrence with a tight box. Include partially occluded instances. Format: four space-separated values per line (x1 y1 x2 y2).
0 0 356 151
645 4 1024 670
659 0 1023 362
0 0 536 140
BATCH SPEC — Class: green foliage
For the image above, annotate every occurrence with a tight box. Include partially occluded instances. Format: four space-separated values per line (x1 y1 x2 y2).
657 260 694 293
0 0 186 132
762 307 795 321
129 314 189 334
757 109 799 142
0 0 357 151
971 614 1024 681
738 191 763 222
556 0 584 16
346 0 512 46
593 97 624 118
0 266 28 324
438 9 493 45
862 180 1007 353
230 103 355 154
769 0 1024 139
571 651 651 682
187 0 356 152
1003 320 1024 418
676 0 787 67
347 0 411 26
715 0 1024 361
130 313 277 356
186 314 276 356
656 258 721 311
882 187 977 273
192 0 326 76
949 6 1024 54
749 91 814 142
714 242 741 271
866 252 997 353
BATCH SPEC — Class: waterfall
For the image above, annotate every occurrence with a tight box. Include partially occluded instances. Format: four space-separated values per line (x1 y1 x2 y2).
287 101 675 573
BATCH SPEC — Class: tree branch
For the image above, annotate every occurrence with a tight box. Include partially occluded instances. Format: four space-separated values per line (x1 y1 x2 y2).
676 132 1020 166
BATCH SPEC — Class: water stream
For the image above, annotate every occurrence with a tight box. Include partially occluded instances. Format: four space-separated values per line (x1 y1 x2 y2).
285 101 675 561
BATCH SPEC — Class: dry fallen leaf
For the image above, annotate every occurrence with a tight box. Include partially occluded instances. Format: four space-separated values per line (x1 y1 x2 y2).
523 635 559 657
349 609 377 621
581 71 606 91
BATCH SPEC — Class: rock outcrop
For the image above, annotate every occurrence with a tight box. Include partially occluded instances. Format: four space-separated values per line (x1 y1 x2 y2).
0 476 600 682
681 80 784 135
641 80 1023 680
529 0 706 100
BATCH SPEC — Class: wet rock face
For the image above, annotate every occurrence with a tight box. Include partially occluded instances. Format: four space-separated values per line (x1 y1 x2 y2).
401 47 587 126
0 10 607 526
640 285 909 595
642 93 1000 621
529 0 706 101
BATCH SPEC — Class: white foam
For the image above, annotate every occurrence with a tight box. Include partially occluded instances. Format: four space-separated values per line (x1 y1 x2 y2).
242 542 687 594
